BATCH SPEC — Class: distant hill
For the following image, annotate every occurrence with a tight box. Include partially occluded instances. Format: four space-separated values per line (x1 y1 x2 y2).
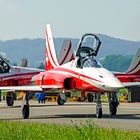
0 34 140 68
97 34 140 59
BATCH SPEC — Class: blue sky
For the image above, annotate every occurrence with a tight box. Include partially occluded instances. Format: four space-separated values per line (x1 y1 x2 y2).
0 0 140 41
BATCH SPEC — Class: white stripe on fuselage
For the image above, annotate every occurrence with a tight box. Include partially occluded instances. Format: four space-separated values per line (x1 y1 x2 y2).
48 66 105 90
60 61 123 91
47 70 79 78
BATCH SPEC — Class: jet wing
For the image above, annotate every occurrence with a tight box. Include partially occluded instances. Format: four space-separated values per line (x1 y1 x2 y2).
0 85 63 92
122 82 140 87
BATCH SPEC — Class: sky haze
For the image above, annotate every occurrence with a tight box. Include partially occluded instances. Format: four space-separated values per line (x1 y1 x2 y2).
0 0 140 41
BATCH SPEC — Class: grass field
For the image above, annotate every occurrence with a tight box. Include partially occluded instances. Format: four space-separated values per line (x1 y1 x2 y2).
0 121 139 140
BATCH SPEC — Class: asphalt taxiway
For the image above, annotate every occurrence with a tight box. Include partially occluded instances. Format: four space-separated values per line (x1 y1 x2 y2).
0 101 140 131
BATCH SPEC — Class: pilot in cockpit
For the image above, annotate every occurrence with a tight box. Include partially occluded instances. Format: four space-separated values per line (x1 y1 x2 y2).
0 57 10 73
76 33 101 69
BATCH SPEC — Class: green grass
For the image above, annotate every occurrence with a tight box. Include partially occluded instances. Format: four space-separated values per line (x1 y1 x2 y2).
0 121 139 140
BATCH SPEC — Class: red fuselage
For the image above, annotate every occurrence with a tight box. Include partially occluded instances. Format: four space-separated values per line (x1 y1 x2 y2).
33 70 104 92
115 73 140 82
0 65 43 87
0 71 40 86
32 64 123 93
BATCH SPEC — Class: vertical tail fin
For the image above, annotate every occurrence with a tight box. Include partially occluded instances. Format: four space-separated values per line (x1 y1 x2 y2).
45 24 59 70
58 40 74 65
20 58 28 67
126 48 140 75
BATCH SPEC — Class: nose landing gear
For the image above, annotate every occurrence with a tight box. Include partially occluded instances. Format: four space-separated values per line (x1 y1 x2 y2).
108 92 119 116
96 93 102 118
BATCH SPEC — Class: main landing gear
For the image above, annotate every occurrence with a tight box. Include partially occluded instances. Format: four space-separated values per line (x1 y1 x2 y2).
57 93 67 105
108 92 119 116
6 92 16 106
21 92 30 119
19 91 119 119
95 92 119 118
96 93 102 118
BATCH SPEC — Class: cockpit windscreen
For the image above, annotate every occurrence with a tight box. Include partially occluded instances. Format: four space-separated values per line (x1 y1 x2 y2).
81 35 99 50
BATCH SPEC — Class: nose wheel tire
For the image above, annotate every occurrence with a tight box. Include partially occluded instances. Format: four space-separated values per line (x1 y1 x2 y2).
6 96 14 106
22 104 29 119
109 102 117 116
96 93 102 118
96 103 102 118
108 92 118 116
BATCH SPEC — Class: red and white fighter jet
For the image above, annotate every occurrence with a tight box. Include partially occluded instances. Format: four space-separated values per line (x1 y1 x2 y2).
0 54 44 106
58 36 140 102
0 24 125 119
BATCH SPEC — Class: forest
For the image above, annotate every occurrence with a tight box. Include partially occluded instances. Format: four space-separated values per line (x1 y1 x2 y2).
100 55 133 72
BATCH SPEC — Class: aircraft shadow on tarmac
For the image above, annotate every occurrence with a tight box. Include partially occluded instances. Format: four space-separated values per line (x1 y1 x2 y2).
0 113 140 121
0 102 140 120
0 114 140 120
30 114 140 120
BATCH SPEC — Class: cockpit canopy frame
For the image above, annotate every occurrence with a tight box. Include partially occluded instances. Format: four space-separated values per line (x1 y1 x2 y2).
75 33 101 68
75 33 101 58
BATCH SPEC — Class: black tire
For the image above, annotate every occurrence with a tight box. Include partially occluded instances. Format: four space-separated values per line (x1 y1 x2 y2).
96 104 102 118
6 96 14 106
13 92 17 100
87 93 94 102
22 105 29 119
57 95 65 105
109 102 117 116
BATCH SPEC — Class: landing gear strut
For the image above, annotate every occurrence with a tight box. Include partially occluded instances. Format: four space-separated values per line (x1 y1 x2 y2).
96 93 102 118
108 92 119 116
57 93 67 105
21 92 30 119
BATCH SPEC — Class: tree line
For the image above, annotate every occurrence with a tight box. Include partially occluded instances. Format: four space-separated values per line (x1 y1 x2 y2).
100 55 133 72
